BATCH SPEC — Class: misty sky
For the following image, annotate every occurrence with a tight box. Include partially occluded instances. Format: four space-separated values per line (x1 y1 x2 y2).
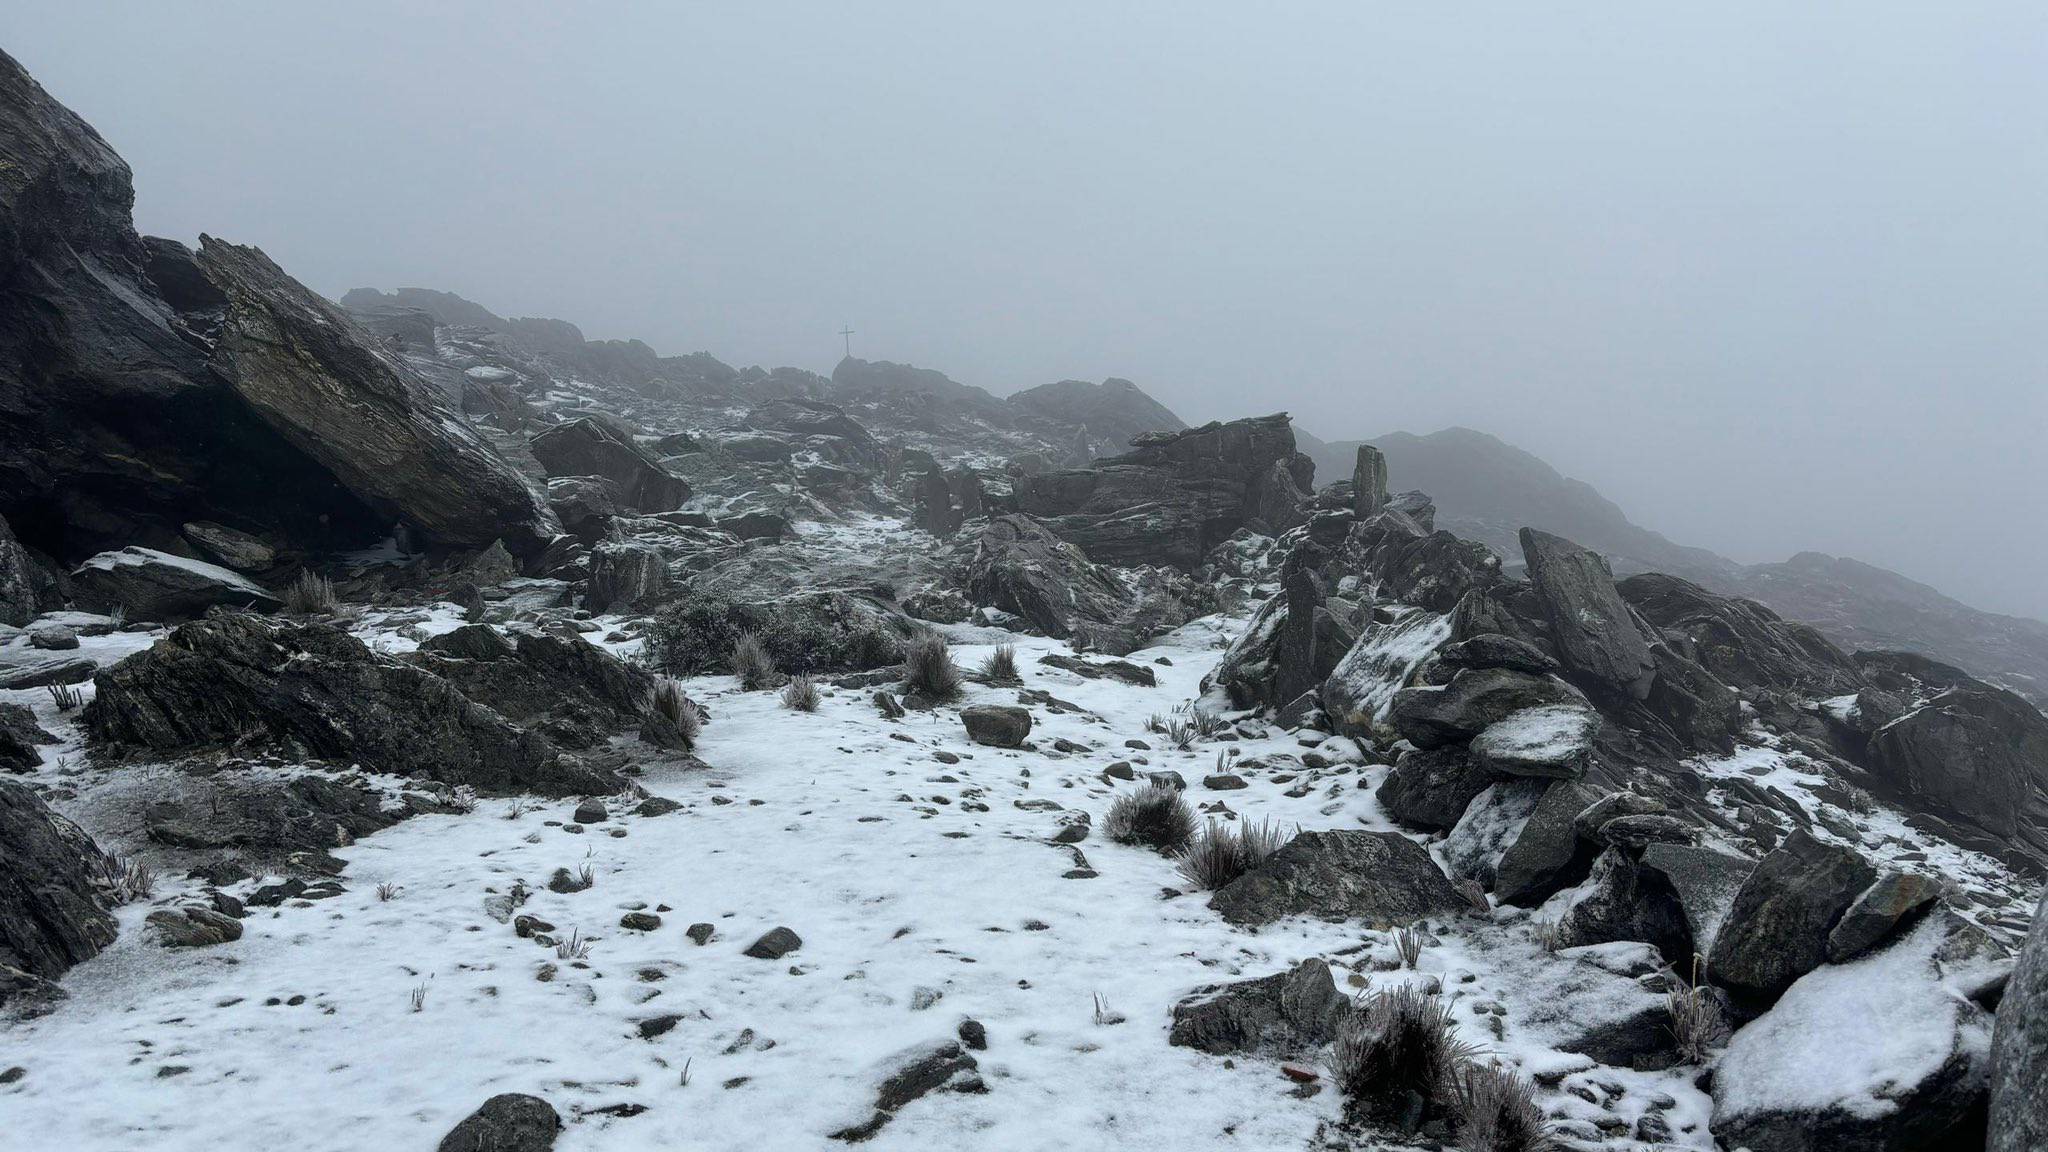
10 3 2046 617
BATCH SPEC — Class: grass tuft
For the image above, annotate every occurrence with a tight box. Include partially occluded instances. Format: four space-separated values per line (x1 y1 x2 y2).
904 632 963 701
1329 984 1483 1128
732 632 776 690
285 570 342 616
781 674 821 712
1104 783 1198 854
1173 817 1286 890
979 643 1019 683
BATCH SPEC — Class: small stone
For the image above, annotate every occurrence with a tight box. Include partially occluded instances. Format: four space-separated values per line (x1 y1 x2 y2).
745 926 803 959
638 1014 682 1040
620 912 661 931
958 1019 988 1050
686 923 715 945
573 799 608 825
1203 774 1248 791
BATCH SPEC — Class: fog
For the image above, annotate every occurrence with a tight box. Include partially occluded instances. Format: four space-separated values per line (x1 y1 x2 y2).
11 3 2045 617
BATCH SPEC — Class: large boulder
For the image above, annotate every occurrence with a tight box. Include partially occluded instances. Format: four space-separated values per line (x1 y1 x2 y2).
1013 413 1312 569
1318 607 1452 737
85 615 618 796
1492 780 1601 905
0 781 119 1006
143 772 404 856
1378 746 1500 831
198 237 561 555
410 624 654 749
1209 829 1467 927
528 418 691 512
1707 830 1877 1001
586 540 672 613
1553 847 1693 962
1617 572 1863 695
1637 842 1753 957
1351 445 1387 519
0 514 49 626
1388 666 1585 750
1518 528 1657 699
1991 890 2048 1152
1716 912 2009 1152
959 514 1193 655
1865 684 2048 862
1336 508 1503 613
960 705 1032 748
70 546 281 621
438 1094 560 1152
0 703 59 774
1168 959 1354 1055
1467 703 1600 779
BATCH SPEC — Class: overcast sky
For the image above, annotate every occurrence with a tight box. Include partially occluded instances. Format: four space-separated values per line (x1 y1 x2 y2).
11 3 2046 616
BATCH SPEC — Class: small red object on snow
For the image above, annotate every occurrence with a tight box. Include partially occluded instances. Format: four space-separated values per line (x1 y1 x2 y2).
1280 1063 1319 1083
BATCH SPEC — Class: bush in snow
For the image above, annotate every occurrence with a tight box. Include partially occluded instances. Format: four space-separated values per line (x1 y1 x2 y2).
1173 817 1285 890
1448 1060 1552 1152
651 679 702 750
781 674 821 712
646 590 905 677
285 570 341 616
732 632 776 690
1665 958 1728 1064
904 633 963 701
47 683 83 712
979 643 1019 683
1329 984 1480 1129
1105 783 1197 853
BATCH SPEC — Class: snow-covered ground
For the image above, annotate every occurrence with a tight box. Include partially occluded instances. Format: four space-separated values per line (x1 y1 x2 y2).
4 609 1721 1150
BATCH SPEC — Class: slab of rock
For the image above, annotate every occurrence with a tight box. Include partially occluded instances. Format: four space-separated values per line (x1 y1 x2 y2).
1351 444 1387 519
1826 871 1942 963
1468 703 1599 779
144 774 403 856
71 547 281 622
0 703 58 774
744 926 802 959
1437 632 1556 675
1038 652 1156 687
181 521 275 572
1378 746 1499 832
0 514 45 627
1992 890 2048 1152
958 514 1192 655
0 657 96 691
1493 780 1600 906
0 781 118 997
1518 527 1657 699
438 1094 560 1152
529 417 690 513
1441 779 1548 890
830 1041 985 1142
1388 667 1585 750
1554 848 1693 962
146 906 243 948
1210 829 1467 927
1638 842 1753 957
1168 959 1354 1055
960 704 1032 748
1867 685 2048 848
1707 830 1877 1000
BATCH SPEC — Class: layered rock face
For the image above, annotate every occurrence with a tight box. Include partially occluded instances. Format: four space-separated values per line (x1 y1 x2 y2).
1014 413 1313 569
528 418 691 513
0 781 120 1008
0 49 556 565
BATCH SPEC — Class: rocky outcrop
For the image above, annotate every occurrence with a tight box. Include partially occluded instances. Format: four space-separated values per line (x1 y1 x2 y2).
0 781 119 1007
1336 509 1502 613
1379 746 1499 832
70 547 281 621
958 515 1193 655
1209 830 1467 927
1864 683 2048 864
1618 572 1862 695
1013 414 1312 569
1 703 59 774
528 418 691 513
0 515 49 626
1352 445 1387 520
1991 890 2048 1152
1519 528 1657 699
1007 377 1184 452
1707 830 1876 1001
1388 667 1586 750
410 624 654 749
1168 959 1353 1055
85 615 618 796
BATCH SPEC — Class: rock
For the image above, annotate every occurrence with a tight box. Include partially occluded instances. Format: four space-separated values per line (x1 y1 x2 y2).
1209 829 1468 927
26 623 77 651
146 906 243 948
1518 528 1657 698
529 418 690 512
1597 814 1696 849
437 1094 560 1152
1717 913 2008 1152
1351 445 1388 519
573 799 608 825
1388 667 1584 750
1618 572 1863 695
1468 703 1599 779
957 514 1193 655
1378 746 1499 832
1168 959 1354 1055
544 475 622 541
744 926 802 959
1641 643 1743 754
1317 608 1453 737
182 521 275 572
1203 774 1248 791
1438 633 1556 675
958 1018 988 1050
1866 684 2048 861
718 511 791 541
686 923 715 946
1826 871 1942 962
1013 413 1311 569
0 515 47 627
1038 652 1157 687
1553 848 1693 962
1708 830 1877 1001
1571 791 1665 842
86 615 619 796
960 705 1032 748
70 547 282 622
1441 779 1548 889
0 781 118 998
831 1041 985 1142
1336 508 1503 613
1493 781 1600 905
915 469 961 536
199 237 562 556
412 624 653 747
144 773 403 856
0 703 58 774
1992 890 2048 1152
1638 842 1753 957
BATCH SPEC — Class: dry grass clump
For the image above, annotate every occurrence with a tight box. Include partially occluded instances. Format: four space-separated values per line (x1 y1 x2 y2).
781 674 821 712
285 570 342 616
1667 956 1729 1064
651 679 702 749
1173 818 1286 890
979 643 1019 683
47 683 83 711
1449 1061 1553 1152
732 632 776 690
904 633 963 701
96 855 155 905
1330 985 1553 1151
1104 782 1198 853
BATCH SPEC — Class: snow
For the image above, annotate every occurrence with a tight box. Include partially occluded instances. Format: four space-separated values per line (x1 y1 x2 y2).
1322 608 1450 726
1818 693 1860 726
1469 704 1595 764
1714 913 2003 1124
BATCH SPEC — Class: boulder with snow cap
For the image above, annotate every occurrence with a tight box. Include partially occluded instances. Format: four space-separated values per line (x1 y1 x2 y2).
1707 830 1877 1001
1518 527 1657 699
1209 829 1467 927
1468 703 1599 779
1388 666 1586 751
71 546 282 622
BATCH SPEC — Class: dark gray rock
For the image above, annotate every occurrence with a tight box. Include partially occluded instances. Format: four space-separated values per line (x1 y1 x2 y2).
1707 830 1877 1000
1438 633 1556 675
744 926 803 959
26 623 77 651
1618 572 1863 695
1351 445 1387 520
1388 666 1585 750
437 1094 560 1152
830 1041 985 1142
1378 746 1499 831
1826 871 1942 962
0 781 117 997
0 515 45 627
411 624 654 746
1493 780 1600 906
1638 842 1753 958
0 703 58 774
1468 703 1599 779
587 540 671 613
1336 508 1503 614
144 773 403 856
86 615 618 796
1209 829 1467 927
1992 890 2048 1152
958 514 1193 655
528 417 689 512
182 521 275 572
1554 848 1693 962
1597 814 1697 849
146 906 243 948
960 705 1032 748
1866 684 2048 861
1168 959 1354 1055
71 547 282 622
1519 528 1657 698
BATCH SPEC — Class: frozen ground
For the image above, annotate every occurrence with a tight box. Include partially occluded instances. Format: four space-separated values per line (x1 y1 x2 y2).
3 606 1726 1151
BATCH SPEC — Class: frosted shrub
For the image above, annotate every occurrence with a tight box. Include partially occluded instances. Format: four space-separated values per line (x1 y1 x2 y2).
285 570 342 616
781 674 821 712
1329 984 1480 1128
904 633 963 701
732 632 776 690
1173 818 1285 889
979 643 1019 683
1104 783 1198 853
651 679 702 750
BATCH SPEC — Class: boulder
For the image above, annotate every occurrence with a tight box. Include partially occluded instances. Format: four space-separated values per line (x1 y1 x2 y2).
1826 871 1942 963
411 624 654 744
544 475 623 541
0 514 45 626
71 547 281 621
1641 643 1742 753
144 773 403 856
1866 685 2048 856
830 1040 985 1142
0 781 118 999
529 418 690 512
1716 913 2008 1152
0 657 96 692
1437 633 1556 675
1318 608 1452 737
1991 890 2048 1152
0 703 58 774
1553 848 1693 962
1468 703 1600 779
1707 830 1877 1001
1168 959 1354 1055
744 926 803 959
1493 780 1601 905
438 1094 560 1152
1351 444 1388 519
1388 666 1585 750
1209 829 1467 927
1336 509 1503 613
1518 528 1657 698
146 906 243 948
1442 779 1549 889
1617 572 1862 695
180 521 275 572
85 615 618 796
587 540 671 613
959 514 1193 655
1637 842 1753 957
1378 746 1500 831
960 705 1032 748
